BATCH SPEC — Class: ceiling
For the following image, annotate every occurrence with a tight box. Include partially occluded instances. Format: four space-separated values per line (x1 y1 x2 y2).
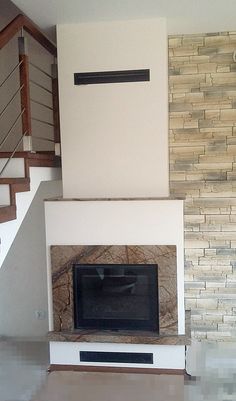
12 0 236 35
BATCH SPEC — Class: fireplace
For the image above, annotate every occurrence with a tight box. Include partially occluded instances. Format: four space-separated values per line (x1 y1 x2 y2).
46 200 188 371
50 244 178 336
73 264 159 332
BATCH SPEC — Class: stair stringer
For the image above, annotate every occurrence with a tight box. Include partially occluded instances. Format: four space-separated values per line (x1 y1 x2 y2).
0 166 61 268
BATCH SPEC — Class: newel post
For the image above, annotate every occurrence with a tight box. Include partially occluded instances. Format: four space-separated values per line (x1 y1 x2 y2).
18 36 32 151
52 62 61 156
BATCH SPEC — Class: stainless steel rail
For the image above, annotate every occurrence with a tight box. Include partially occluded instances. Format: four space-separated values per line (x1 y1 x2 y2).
0 84 24 119
29 61 53 79
0 130 27 176
0 109 25 150
29 79 53 94
31 116 54 127
30 98 53 111
0 60 23 89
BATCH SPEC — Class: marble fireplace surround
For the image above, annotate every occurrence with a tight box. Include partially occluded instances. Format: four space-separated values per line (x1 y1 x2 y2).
49 244 186 344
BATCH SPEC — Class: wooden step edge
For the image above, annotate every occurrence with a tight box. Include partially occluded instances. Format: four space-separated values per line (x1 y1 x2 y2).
0 205 16 223
27 152 60 161
0 151 56 159
0 177 30 184
27 157 61 167
10 182 30 204
0 151 30 158
24 157 61 177
0 151 61 165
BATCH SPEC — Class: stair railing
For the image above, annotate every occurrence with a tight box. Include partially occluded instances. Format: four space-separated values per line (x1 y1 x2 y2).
0 14 60 176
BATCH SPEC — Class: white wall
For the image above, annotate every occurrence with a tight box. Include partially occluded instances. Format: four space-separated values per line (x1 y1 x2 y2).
12 0 236 37
0 167 61 267
0 179 62 338
57 19 169 198
45 199 185 334
0 0 21 30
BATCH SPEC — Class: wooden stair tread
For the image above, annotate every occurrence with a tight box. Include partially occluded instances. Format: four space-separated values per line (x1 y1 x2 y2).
0 151 58 160
0 177 30 184
0 152 60 167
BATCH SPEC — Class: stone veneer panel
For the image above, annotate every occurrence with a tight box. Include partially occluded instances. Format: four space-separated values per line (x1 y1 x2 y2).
51 245 178 336
169 31 236 341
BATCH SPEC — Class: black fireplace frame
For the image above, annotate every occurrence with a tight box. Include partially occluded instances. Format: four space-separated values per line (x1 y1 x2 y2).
73 264 159 332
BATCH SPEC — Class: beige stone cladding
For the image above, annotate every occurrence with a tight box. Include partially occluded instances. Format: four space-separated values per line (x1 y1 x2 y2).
169 32 236 341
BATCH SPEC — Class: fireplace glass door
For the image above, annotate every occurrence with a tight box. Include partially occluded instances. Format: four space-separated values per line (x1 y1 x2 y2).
73 264 159 332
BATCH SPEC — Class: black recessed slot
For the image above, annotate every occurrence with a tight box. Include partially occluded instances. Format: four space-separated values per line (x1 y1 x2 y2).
74 69 150 85
80 351 153 364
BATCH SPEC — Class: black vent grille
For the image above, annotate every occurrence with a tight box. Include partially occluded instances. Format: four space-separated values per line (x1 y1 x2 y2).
80 351 153 364
74 69 150 85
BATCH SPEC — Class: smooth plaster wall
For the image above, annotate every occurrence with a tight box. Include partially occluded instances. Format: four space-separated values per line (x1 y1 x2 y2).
0 0 21 30
11 0 236 37
57 19 169 198
0 179 62 338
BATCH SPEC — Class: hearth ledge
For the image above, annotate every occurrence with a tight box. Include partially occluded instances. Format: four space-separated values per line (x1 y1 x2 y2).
48 330 190 345
45 196 185 201
48 311 191 346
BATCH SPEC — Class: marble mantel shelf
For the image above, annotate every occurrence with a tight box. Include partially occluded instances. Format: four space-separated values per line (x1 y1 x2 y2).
48 312 191 346
45 196 185 202
48 329 190 346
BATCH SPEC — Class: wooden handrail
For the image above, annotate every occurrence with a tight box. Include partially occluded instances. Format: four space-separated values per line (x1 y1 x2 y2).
0 14 57 56
0 13 60 155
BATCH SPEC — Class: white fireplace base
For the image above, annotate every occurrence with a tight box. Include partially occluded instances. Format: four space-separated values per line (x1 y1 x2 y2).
45 198 186 370
50 342 186 370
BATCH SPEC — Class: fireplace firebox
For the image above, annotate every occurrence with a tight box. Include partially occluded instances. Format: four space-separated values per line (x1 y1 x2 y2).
73 264 159 332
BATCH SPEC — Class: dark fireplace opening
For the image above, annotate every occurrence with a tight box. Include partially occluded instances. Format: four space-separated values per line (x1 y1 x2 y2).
73 264 159 332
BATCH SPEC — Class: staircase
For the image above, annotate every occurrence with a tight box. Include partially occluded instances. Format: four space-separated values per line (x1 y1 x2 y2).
0 152 60 223
0 15 61 266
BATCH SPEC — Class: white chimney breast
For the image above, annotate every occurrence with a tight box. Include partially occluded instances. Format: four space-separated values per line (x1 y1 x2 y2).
57 18 169 198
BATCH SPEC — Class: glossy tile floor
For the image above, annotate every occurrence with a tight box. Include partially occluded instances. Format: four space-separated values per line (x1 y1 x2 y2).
0 340 48 401
0 340 236 401
33 371 184 401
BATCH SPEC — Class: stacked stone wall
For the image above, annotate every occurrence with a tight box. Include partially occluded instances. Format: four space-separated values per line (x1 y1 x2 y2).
169 32 236 340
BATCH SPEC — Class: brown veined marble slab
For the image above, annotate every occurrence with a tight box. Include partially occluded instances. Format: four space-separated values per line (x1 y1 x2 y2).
48 330 190 346
48 312 191 346
51 245 178 336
